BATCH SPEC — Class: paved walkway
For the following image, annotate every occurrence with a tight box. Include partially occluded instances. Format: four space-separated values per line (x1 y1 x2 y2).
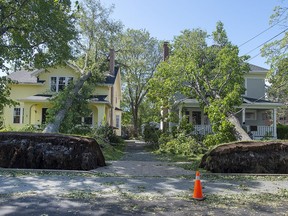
1 140 288 215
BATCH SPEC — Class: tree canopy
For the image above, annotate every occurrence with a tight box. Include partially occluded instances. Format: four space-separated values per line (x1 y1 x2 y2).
261 2 288 103
117 29 162 136
149 22 251 144
0 0 77 70
43 0 123 133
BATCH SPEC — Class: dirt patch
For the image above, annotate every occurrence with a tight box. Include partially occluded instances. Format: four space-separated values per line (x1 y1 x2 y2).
200 141 288 173
0 132 106 170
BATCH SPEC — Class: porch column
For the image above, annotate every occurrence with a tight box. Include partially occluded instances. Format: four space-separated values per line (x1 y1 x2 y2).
178 105 183 122
273 108 277 139
97 105 105 127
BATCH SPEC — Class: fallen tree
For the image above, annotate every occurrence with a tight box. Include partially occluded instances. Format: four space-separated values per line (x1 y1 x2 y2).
200 141 288 174
0 132 106 170
149 22 251 143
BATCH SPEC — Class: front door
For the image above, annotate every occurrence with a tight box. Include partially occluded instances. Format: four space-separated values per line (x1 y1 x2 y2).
42 108 48 124
192 111 201 125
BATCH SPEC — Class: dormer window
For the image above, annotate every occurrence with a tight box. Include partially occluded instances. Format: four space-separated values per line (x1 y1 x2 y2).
51 77 73 92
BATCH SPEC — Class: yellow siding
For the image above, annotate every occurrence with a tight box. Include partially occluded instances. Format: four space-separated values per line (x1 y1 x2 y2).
38 66 80 94
3 65 122 136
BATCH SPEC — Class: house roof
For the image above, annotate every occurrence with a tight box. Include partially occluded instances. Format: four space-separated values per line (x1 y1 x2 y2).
242 96 273 103
90 95 108 101
248 64 268 72
177 96 283 109
17 94 113 106
8 69 39 83
17 95 51 102
242 96 283 108
8 66 119 85
104 67 119 85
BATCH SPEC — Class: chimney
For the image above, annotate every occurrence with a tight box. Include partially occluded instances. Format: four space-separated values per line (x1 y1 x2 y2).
109 48 115 75
163 42 169 61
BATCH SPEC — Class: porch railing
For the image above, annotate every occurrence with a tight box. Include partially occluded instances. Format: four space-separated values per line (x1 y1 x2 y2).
193 125 213 135
249 125 274 139
192 125 275 139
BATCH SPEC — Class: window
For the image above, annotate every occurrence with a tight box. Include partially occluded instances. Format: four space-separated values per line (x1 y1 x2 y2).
245 110 256 120
50 77 73 92
13 108 24 124
84 114 93 125
262 112 271 121
185 111 190 122
116 115 120 128
250 125 258 131
192 111 201 125
77 113 93 126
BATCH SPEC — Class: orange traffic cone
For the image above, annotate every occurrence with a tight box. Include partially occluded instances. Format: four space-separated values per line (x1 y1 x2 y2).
192 171 205 200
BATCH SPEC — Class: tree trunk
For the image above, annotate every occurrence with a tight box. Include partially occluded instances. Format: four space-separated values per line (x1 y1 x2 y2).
227 113 252 141
42 72 92 133
132 106 139 137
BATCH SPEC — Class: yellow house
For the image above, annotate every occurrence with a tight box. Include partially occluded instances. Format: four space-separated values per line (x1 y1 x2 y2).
3 61 122 136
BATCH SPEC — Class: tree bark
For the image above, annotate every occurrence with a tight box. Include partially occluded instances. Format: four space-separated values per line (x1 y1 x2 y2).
42 71 92 133
132 106 139 137
227 113 252 141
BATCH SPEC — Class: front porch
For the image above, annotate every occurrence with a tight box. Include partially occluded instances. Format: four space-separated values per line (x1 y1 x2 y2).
176 100 280 139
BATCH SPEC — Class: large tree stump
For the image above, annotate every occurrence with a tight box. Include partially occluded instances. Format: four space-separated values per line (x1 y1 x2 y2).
199 141 288 174
0 132 106 170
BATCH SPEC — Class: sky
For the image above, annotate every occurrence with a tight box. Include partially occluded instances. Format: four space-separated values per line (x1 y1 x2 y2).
1 0 285 76
102 0 285 69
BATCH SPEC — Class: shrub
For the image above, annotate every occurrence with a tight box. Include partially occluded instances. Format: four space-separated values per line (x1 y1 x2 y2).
68 124 92 136
171 118 194 137
19 124 40 132
277 124 288 140
94 123 122 144
203 122 236 148
143 123 161 144
159 133 206 157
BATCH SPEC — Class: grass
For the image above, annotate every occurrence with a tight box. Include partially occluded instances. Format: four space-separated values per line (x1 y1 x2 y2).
98 139 126 161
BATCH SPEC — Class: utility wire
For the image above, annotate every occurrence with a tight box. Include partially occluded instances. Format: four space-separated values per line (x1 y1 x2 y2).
246 36 287 62
244 27 288 56
239 17 286 48
246 52 262 62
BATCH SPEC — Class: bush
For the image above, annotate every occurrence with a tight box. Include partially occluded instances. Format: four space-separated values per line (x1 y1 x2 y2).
203 123 236 148
94 124 122 144
277 124 288 140
143 123 161 144
171 118 194 137
18 124 47 132
159 133 206 157
68 124 92 136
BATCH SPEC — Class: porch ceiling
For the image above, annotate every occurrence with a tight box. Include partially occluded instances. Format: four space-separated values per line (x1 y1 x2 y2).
240 103 283 109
